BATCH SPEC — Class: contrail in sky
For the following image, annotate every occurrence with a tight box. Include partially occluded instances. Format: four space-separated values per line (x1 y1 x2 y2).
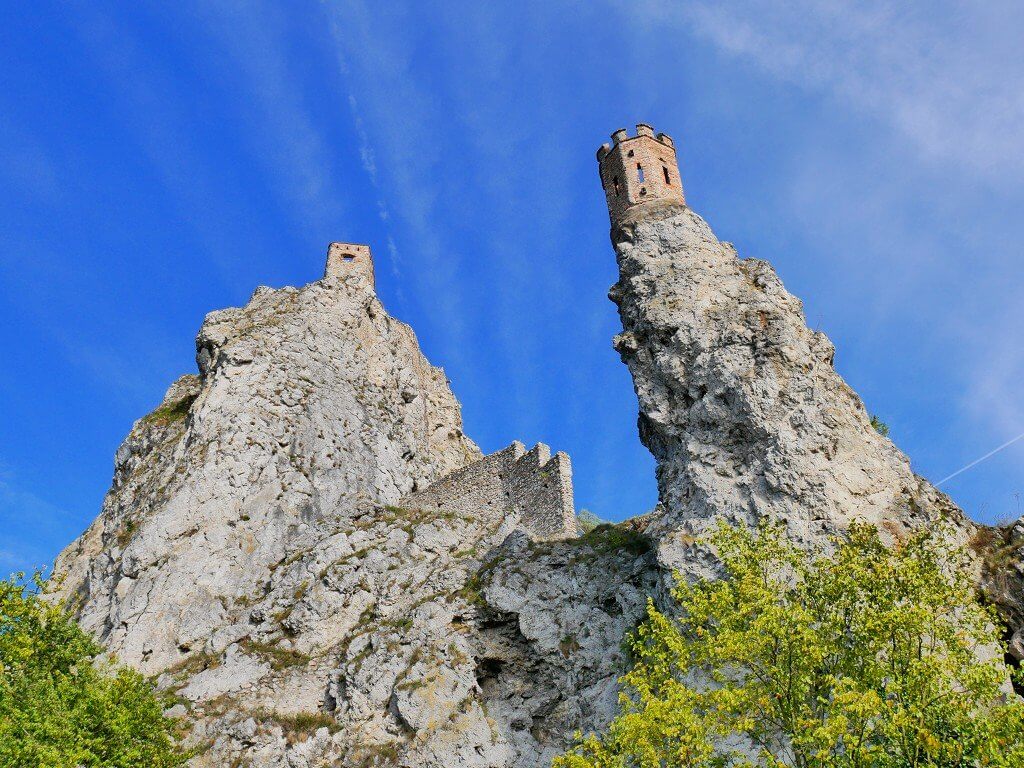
936 430 1024 486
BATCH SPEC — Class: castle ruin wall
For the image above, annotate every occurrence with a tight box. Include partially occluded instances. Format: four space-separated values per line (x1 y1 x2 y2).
398 441 577 540
507 444 577 540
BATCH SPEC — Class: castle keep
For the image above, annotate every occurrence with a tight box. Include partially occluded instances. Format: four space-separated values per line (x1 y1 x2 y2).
596 123 684 226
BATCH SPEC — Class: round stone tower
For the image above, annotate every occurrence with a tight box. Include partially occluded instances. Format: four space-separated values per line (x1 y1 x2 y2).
596 123 685 227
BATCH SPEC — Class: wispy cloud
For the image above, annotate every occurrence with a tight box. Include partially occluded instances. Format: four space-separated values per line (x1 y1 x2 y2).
64 2 355 294
182 1 349 232
319 1 591 437
340 81 402 286
626 0 1024 181
321 2 491 370
347 94 379 185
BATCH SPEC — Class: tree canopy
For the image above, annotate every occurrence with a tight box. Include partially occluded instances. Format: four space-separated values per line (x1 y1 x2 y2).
0 572 187 767
554 521 1024 768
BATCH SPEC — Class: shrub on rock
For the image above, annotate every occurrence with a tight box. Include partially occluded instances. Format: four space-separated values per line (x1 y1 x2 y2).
0 572 187 768
555 522 1024 768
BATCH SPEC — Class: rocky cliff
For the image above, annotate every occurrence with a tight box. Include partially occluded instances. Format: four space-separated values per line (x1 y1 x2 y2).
51 249 655 767
55 259 478 675
52 198 1006 766
607 202 975 573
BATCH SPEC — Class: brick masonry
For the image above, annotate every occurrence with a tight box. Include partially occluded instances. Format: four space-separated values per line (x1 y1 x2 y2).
596 123 685 227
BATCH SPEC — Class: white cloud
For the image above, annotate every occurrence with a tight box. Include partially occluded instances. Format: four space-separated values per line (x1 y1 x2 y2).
627 0 1024 181
320 1 527 374
185 1 348 231
346 94 379 184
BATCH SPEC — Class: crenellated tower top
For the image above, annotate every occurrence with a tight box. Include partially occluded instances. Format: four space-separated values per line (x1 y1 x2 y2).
596 123 685 227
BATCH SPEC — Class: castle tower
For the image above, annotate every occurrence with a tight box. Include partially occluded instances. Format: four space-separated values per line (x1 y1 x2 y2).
596 123 685 227
324 242 375 287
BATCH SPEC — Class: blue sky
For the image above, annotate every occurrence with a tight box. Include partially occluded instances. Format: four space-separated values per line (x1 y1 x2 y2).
2 1 1023 574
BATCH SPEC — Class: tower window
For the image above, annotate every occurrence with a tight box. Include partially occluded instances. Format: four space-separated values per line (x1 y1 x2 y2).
663 166 671 184
342 254 355 262
637 164 645 183
613 176 621 196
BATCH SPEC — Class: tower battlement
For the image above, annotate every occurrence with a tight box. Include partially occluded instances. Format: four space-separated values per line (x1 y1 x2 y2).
325 242 375 287
597 123 685 226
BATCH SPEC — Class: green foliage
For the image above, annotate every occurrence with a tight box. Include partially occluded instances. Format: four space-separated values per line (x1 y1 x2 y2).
459 573 488 608
141 394 195 427
870 414 890 436
0 573 188 767
571 524 651 557
240 638 311 671
554 522 1024 768
251 709 339 742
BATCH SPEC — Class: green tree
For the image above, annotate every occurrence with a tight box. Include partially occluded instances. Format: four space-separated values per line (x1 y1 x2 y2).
555 522 1024 768
0 572 188 767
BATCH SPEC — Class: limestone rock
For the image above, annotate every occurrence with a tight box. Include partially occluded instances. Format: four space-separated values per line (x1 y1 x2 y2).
976 519 1024 679
607 203 975 576
50 198 997 766
51 257 622 767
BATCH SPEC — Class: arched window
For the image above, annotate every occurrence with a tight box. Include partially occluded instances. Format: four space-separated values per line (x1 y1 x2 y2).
342 254 355 262
613 176 621 196
663 166 671 184
636 163 645 183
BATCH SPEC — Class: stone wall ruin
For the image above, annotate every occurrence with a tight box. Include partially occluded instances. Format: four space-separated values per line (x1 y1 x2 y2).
399 441 577 540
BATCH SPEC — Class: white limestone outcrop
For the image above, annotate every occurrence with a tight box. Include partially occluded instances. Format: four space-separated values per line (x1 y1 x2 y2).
52 201 996 765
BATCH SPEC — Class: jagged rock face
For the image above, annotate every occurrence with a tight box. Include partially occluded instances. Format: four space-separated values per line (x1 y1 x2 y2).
978 519 1024 680
51 266 652 767
54 270 479 675
49 200 995 767
608 203 974 569
474 529 659 766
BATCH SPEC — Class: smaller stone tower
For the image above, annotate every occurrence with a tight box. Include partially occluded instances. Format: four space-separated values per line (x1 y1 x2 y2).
597 123 684 227
325 242 375 287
